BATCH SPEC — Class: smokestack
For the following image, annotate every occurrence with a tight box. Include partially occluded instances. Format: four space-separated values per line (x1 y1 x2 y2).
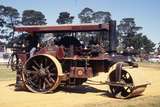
109 20 117 53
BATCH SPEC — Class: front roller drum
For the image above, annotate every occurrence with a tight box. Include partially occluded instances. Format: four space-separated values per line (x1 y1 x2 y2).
22 54 63 93
108 70 148 98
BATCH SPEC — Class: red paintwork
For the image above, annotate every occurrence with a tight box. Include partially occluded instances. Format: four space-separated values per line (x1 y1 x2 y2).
17 53 28 65
70 67 93 78
14 24 109 33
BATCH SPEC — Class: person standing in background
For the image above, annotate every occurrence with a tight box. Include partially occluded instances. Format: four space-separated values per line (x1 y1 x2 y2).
26 33 39 58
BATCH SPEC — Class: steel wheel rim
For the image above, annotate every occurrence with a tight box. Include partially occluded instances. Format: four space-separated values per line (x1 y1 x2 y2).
108 70 134 98
22 55 60 93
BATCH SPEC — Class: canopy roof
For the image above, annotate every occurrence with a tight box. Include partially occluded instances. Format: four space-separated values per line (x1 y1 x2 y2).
14 23 109 33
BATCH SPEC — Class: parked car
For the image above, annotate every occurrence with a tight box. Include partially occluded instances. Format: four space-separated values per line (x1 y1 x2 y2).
148 57 160 63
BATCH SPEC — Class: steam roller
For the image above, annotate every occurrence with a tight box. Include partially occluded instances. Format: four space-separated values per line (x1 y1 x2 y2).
107 62 150 99
21 54 150 98
22 54 63 93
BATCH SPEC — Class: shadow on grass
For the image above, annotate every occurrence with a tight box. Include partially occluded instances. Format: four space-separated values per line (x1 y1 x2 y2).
7 83 143 99
58 85 106 94
8 83 107 94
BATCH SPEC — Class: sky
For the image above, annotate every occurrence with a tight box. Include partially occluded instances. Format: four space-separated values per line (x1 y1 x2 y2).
1 0 160 44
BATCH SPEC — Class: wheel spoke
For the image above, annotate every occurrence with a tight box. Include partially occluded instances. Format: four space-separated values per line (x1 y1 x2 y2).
44 78 52 87
38 78 42 90
32 66 39 71
50 73 56 76
24 55 59 93
31 74 38 81
109 70 133 98
49 77 55 83
45 66 56 77
114 87 122 95
24 70 38 74
121 87 131 97
28 79 37 87
42 79 46 90
122 73 130 79
32 60 41 68
46 63 53 70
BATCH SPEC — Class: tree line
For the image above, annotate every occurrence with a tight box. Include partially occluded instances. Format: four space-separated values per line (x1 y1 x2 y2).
0 5 159 55
0 5 46 40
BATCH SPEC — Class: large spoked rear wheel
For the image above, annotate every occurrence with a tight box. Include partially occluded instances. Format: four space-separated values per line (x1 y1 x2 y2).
108 70 134 98
22 54 61 93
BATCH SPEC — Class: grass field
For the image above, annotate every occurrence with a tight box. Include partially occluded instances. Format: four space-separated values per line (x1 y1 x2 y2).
139 62 160 68
0 65 16 81
0 63 160 107
1 62 159 81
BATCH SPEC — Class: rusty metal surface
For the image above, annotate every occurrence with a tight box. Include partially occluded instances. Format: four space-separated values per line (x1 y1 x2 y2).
13 22 149 98
87 79 149 99
127 83 149 98
62 54 112 61
22 54 63 93
107 62 149 99
15 24 109 33
107 81 149 98
69 67 93 78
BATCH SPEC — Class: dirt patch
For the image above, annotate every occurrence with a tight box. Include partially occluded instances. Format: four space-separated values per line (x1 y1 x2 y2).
0 66 160 107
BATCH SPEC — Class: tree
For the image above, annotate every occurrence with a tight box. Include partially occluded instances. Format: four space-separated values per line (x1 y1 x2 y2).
78 7 93 23
0 15 6 39
92 11 111 23
158 42 160 54
126 34 155 54
118 18 142 37
56 12 74 24
0 5 6 27
0 18 6 27
22 10 46 25
0 5 20 40
117 18 155 54
4 6 20 38
141 36 155 54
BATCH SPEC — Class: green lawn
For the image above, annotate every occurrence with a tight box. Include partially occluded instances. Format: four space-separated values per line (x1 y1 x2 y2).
0 64 16 81
138 62 160 70
85 96 160 107
0 62 159 81
0 63 160 107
